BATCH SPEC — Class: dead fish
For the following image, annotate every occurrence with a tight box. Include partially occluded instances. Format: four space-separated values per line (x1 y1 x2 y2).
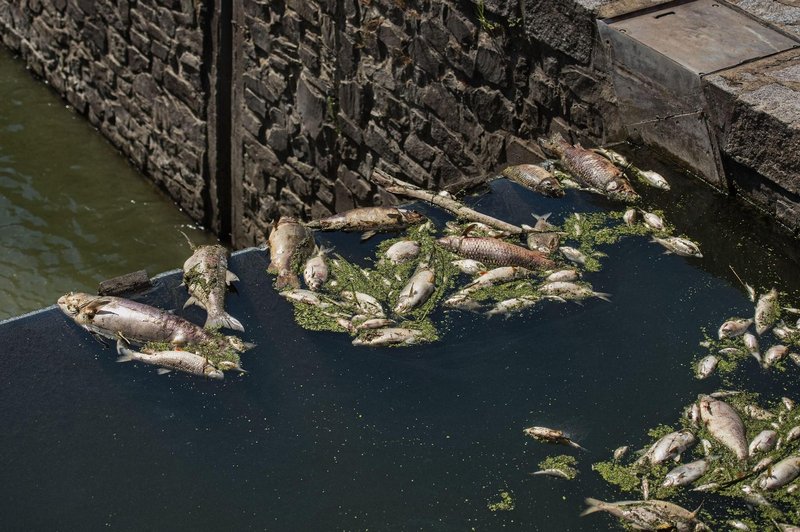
641 477 650 500
351 327 423 347
539 133 639 201
523 426 586 451
442 296 484 312
592 147 631 168
753 456 774 473
451 259 486 275
639 430 696 465
696 355 718 379
791 353 800 367
755 288 779 335
485 296 539 317
662 458 709 487
786 426 800 442
385 240 421 264
527 231 561 254
698 395 748 460
651 236 703 258
763 345 789 368
394 263 435 315
581 498 703 531
757 455 800 490
437 236 556 270
116 341 224 380
709 389 742 398
446 220 510 238
268 216 314 290
182 243 244 332
530 468 572 479
640 210 665 230
623 208 637 226
310 207 426 235
692 482 720 492
740 485 771 506
783 397 796 411
773 522 800 532
531 212 557 232
341 291 385 317
502 164 565 197
354 318 396 331
718 318 753 340
57 293 248 352
559 246 588 266
613 446 629 461
743 332 760 361
749 430 778 454
539 281 611 302
282 289 334 307
728 520 750 531
545 269 580 283
701 438 713 456
744 404 774 420
303 247 330 291
636 169 671 190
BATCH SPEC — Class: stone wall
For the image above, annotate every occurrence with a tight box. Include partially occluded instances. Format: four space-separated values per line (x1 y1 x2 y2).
0 0 217 227
230 0 620 246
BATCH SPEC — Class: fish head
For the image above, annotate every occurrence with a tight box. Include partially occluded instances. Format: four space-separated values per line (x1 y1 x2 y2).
57 292 101 317
538 133 567 157
539 177 566 197
398 209 428 226
605 179 639 202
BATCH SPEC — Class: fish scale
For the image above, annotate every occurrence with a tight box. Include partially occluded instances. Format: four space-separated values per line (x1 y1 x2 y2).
437 236 556 270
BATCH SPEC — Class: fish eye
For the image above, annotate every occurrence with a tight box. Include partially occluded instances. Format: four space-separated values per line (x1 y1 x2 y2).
607 182 619 191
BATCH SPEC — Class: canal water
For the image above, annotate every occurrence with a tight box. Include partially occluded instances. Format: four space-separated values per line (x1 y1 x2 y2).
2 137 800 529
0 48 216 320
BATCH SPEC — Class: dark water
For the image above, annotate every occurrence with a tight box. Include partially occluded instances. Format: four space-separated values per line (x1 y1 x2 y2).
2 151 800 530
0 48 216 319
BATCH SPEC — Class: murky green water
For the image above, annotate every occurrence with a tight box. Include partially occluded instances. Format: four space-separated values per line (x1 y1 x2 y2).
0 48 217 319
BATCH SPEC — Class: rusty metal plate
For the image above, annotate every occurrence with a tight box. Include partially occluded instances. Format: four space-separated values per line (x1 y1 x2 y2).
607 0 798 75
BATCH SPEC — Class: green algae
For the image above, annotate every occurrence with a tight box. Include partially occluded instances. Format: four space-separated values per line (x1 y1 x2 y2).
538 455 578 479
142 335 242 370
487 490 514 512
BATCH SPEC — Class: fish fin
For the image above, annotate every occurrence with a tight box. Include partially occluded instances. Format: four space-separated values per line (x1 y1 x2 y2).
593 292 612 303
116 354 134 363
360 230 377 241
205 312 245 333
569 440 589 452
580 498 606 516
156 368 172 375
275 271 300 291
532 212 551 223
689 502 703 519
226 270 240 285
183 296 200 309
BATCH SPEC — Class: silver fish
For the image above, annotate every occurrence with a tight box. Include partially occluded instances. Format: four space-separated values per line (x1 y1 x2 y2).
182 244 243 332
385 240 421 264
662 459 709 487
651 236 703 258
753 456 774 473
57 293 247 351
641 210 665 230
451 259 486 275
636 169 671 190
786 426 800 442
394 263 435 314
744 404 774 420
698 395 748 460
268 216 314 290
447 267 533 303
743 333 760 361
354 318 396 331
486 296 539 317
351 327 423 347
438 236 557 270
783 397 796 411
530 468 572 479
757 455 800 490
523 426 586 451
340 291 385 317
696 355 718 379
755 288 779 335
728 520 750 530
613 446 629 461
623 208 637 226
749 430 778 454
539 134 639 201
791 353 800 367
539 281 610 302
545 269 580 283
718 318 752 340
593 147 631 168
581 498 703 531
559 246 588 265
502 164 564 197
312 207 427 233
116 341 224 380
282 289 334 307
639 430 696 465
303 247 330 291
763 345 789 368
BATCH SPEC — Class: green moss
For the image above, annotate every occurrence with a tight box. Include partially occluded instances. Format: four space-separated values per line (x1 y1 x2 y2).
538 455 578 479
293 302 350 333
591 461 642 492
647 424 676 439
487 490 514 512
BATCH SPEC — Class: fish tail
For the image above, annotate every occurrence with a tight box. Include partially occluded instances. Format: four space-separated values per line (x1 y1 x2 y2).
593 292 612 303
580 498 606 516
115 339 135 363
532 212 552 223
569 440 589 452
275 271 300 291
205 312 245 333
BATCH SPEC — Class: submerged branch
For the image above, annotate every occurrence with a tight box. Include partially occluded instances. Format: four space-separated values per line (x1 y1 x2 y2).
371 168 525 235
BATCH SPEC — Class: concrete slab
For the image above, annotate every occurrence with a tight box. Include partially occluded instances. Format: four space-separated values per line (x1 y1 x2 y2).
726 0 800 40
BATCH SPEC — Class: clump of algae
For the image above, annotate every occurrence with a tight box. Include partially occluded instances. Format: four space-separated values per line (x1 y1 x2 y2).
487 490 515 512
538 454 578 479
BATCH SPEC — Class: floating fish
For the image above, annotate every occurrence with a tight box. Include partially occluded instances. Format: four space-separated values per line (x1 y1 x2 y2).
638 429 696 465
763 345 789 368
437 236 556 270
182 243 243 331
341 291 385 317
662 458 709 487
352 327 423 347
757 455 800 490
743 332 760 362
696 355 718 379
651 236 703 258
581 498 703 531
451 259 486 275
116 340 225 380
502 164 564 197
394 263 435 315
310 207 427 235
303 247 330 291
385 240 421 264
592 147 631 168
526 231 561 254
530 468 573 479
531 212 557 232
718 318 752 340
268 216 315 290
749 430 778 454
485 296 539 317
523 426 586 451
755 288 779 335
623 208 637 226
613 446 629 461
545 269 580 283
635 169 671 190
559 246 588 266
698 395 748 460
539 281 610 302
640 210 665 230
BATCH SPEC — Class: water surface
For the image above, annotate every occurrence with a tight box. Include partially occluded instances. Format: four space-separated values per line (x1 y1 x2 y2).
0 48 216 319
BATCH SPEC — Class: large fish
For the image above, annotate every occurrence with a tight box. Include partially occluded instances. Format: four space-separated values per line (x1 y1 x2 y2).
57 292 248 351
303 247 330 291
757 456 800 490
502 164 564 197
662 459 709 488
437 236 556 270
638 430 696 465
310 207 426 234
352 327 423 347
581 498 704 531
268 216 314 290
116 341 224 380
182 244 244 331
755 288 779 335
394 263 435 315
698 395 748 460
540 133 639 202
